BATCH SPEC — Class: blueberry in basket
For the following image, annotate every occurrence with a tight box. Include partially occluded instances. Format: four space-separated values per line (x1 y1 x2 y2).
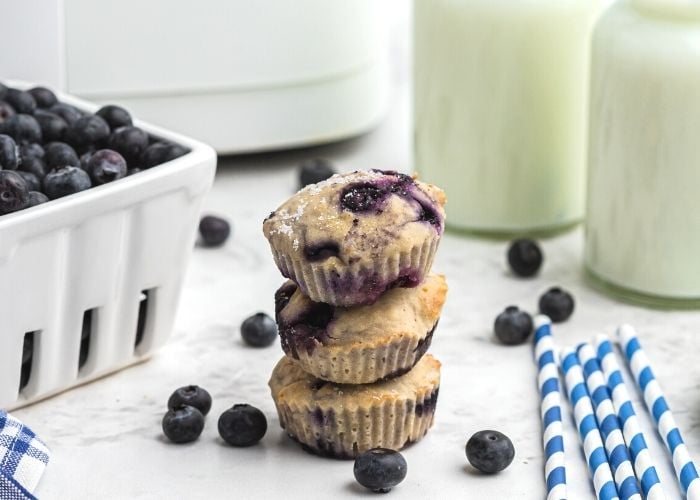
0 81 190 217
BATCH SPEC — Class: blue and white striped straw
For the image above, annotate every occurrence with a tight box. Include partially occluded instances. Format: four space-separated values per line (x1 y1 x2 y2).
618 325 700 499
596 334 666 500
577 342 642 500
534 316 567 500
561 347 620 500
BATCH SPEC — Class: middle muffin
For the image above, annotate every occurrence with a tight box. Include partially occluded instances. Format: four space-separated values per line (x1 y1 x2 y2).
274 273 447 385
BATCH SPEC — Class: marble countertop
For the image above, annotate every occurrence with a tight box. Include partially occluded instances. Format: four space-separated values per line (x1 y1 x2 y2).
15 22 700 499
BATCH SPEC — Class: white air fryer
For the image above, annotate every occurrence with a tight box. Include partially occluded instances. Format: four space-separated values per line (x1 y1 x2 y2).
1 0 390 153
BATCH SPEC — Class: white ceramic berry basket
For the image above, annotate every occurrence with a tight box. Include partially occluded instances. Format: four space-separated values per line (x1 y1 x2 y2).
0 81 217 411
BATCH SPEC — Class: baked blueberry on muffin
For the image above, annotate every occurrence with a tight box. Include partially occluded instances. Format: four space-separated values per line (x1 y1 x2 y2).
269 354 441 459
275 273 447 384
263 170 446 307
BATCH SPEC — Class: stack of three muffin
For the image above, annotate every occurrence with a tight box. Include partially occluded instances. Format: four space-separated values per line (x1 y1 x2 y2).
263 170 448 459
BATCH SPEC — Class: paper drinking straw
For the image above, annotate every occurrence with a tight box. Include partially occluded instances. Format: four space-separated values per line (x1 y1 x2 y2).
577 342 642 500
561 347 620 500
534 316 567 500
618 325 700 500
595 334 666 500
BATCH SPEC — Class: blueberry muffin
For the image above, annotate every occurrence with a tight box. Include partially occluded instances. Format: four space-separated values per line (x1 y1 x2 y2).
269 354 441 459
263 170 446 307
275 273 447 384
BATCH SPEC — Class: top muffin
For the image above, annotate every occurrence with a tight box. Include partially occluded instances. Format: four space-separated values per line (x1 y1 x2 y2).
263 170 446 306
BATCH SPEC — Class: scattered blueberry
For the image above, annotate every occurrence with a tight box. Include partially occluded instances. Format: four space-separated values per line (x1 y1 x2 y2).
298 158 336 189
0 171 29 215
494 306 533 345
43 166 92 199
0 101 15 124
26 191 49 208
86 149 127 185
45 142 79 170
0 134 19 169
241 313 277 348
49 103 82 126
142 141 188 167
218 404 267 447
96 105 132 130
466 430 515 474
198 215 231 247
539 287 575 323
1 114 43 144
34 110 68 143
167 385 212 416
15 171 41 192
65 115 110 151
507 239 543 277
28 87 58 109
4 88 36 115
162 405 205 444
353 448 408 493
108 126 148 164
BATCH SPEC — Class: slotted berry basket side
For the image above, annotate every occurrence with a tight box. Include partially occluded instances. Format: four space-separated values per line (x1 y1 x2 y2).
0 82 217 410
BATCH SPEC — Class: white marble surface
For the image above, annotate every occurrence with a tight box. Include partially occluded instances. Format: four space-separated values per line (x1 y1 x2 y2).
14 11 700 499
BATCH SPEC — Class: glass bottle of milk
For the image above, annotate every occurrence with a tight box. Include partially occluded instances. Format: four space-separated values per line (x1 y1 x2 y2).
585 0 700 307
414 0 611 236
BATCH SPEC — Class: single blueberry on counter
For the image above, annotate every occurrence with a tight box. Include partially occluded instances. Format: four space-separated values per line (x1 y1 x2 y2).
96 104 133 130
167 385 212 416
353 448 408 493
26 191 49 208
494 306 533 345
43 166 92 199
0 134 19 169
241 312 277 348
162 405 205 444
507 239 543 277
45 142 79 170
218 404 267 447
298 158 336 189
538 287 575 323
28 87 58 109
5 88 36 115
1 114 43 144
0 171 29 215
199 215 231 247
34 110 68 143
86 149 127 185
466 430 515 474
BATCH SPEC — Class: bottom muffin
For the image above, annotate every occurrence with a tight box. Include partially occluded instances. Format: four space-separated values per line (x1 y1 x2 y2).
269 354 441 459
